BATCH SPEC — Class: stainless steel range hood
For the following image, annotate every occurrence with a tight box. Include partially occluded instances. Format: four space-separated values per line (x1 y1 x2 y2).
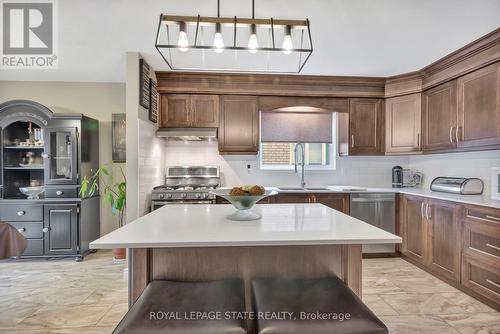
156 128 217 141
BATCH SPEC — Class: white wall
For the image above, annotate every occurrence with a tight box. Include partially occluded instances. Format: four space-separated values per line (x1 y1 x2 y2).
163 141 409 188
408 150 500 195
125 52 165 220
0 80 125 235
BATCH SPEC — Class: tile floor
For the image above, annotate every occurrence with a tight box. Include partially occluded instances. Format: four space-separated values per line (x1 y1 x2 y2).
0 251 499 333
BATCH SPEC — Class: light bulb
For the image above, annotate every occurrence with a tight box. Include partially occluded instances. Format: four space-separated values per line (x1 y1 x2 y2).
248 24 258 54
213 23 224 53
177 22 188 52
282 25 293 55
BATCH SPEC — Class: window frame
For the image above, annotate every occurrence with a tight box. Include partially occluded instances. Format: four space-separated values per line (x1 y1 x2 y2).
259 113 337 171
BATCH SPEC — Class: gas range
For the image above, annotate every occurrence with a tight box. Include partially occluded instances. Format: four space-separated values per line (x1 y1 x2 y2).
151 166 220 210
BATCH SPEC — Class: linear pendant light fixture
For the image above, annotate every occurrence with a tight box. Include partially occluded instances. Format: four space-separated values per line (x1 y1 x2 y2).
155 0 313 73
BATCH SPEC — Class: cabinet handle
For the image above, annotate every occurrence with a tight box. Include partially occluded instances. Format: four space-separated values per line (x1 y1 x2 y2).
17 210 26 216
17 228 26 233
426 203 431 220
486 215 500 222
486 243 500 251
56 190 63 196
486 279 500 289
42 227 50 233
449 126 455 143
421 202 425 218
417 133 420 148
351 135 354 148
455 126 461 142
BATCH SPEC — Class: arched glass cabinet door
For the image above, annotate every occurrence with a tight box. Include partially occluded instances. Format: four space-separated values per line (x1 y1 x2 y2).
43 128 78 185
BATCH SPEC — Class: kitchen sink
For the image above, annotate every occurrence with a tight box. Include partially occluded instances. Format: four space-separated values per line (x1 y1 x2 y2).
277 187 330 191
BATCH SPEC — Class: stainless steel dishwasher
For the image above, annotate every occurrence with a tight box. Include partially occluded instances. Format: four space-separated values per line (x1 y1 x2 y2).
350 193 396 255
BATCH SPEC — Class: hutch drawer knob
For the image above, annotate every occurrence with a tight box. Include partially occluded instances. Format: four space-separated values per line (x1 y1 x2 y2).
56 190 63 196
17 211 26 216
17 228 26 233
42 227 50 233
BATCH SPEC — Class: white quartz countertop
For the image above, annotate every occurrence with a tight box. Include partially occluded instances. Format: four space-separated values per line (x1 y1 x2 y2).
90 203 401 249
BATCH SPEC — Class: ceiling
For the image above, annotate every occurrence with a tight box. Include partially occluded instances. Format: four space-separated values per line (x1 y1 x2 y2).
0 0 499 82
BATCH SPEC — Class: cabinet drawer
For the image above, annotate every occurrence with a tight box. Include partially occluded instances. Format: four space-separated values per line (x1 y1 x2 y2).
462 253 500 305
0 204 43 221
45 187 78 198
464 220 500 260
23 239 44 256
8 222 43 239
465 206 500 224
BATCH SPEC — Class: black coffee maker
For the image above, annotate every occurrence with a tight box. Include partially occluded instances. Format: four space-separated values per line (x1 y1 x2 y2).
392 166 403 188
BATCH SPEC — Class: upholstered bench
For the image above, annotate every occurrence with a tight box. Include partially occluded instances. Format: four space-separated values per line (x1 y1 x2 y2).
113 279 247 334
251 276 388 334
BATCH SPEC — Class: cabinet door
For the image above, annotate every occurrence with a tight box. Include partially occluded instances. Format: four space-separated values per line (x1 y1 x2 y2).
401 195 427 264
190 95 219 127
218 96 259 154
159 94 191 128
457 62 500 148
312 193 349 214
349 98 384 155
44 204 78 255
385 93 421 154
426 199 461 282
44 128 78 185
422 80 457 152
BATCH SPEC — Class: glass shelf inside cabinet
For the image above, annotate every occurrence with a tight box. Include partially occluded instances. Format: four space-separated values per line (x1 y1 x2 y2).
2 121 45 199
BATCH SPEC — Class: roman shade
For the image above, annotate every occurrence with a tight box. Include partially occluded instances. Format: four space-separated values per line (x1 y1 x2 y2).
261 111 333 143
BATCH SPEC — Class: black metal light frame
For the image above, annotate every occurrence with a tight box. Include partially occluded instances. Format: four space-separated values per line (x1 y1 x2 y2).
155 14 313 73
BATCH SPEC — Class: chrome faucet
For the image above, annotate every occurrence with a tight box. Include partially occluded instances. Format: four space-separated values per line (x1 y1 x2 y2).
294 142 306 188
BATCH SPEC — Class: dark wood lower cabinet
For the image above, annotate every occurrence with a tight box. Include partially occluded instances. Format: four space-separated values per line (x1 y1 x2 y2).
427 199 461 282
399 194 500 310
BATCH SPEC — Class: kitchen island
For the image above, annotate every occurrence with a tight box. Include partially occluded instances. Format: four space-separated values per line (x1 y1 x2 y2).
91 203 401 309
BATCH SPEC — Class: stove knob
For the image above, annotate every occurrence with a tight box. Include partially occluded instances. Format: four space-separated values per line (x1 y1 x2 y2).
181 193 187 199
195 193 201 199
201 193 208 199
159 194 164 199
166 194 172 199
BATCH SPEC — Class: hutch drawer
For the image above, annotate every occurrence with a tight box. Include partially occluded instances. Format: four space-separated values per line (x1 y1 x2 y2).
23 239 44 256
0 204 43 221
8 221 43 239
45 187 78 199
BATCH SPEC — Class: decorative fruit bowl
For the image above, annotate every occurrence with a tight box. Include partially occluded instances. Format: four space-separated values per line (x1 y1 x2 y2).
19 186 45 199
211 188 278 221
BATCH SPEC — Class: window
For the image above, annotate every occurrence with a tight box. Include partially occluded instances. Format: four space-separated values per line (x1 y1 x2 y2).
260 113 337 170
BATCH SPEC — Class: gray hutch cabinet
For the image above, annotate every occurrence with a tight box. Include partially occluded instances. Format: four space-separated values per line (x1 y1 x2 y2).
0 100 100 261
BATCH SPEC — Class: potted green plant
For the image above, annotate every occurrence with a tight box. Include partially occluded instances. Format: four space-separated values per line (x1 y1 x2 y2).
80 165 126 260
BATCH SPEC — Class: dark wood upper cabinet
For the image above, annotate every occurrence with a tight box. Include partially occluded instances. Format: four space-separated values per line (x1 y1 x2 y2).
427 199 461 282
190 95 219 127
218 95 259 155
400 194 427 264
422 80 458 152
160 94 219 128
385 93 421 154
457 62 500 148
159 94 191 128
349 98 384 155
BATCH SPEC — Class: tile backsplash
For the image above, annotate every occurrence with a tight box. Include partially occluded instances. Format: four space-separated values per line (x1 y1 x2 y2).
163 141 500 194
408 150 500 195
164 141 409 188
